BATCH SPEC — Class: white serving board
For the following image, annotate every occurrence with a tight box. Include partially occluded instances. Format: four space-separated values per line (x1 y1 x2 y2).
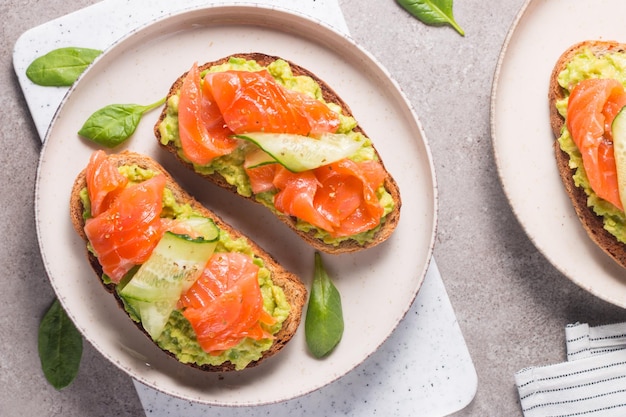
13 1 477 416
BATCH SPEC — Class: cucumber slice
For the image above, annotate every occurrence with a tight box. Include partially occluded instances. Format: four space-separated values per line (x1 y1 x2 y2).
235 132 364 172
176 216 220 242
612 107 626 211
118 230 217 340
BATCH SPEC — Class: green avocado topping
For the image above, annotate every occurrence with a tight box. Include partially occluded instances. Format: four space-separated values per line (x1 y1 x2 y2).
157 57 394 246
556 47 626 243
83 164 290 370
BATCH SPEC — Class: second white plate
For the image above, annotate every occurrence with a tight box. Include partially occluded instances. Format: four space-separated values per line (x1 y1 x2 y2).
492 0 626 307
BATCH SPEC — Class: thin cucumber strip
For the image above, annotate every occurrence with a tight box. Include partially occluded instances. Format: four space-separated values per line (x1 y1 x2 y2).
118 229 218 340
236 132 364 172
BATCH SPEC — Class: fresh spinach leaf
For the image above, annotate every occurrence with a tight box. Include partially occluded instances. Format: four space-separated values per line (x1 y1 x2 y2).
38 299 83 390
305 252 344 358
78 97 166 148
26 47 102 86
396 0 465 36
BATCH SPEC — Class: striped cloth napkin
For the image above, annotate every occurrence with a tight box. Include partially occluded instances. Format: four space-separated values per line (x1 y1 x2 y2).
515 322 626 417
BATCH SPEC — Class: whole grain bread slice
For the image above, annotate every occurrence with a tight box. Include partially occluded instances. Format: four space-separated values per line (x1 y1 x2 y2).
70 150 307 372
154 52 401 254
549 40 626 269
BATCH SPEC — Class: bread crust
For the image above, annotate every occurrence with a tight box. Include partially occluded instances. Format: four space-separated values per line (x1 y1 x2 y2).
70 150 307 372
549 40 626 269
154 53 401 254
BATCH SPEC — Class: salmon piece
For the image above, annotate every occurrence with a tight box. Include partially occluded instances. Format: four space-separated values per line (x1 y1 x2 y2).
314 159 386 237
567 78 626 210
603 92 626 139
273 167 337 232
204 70 340 136
271 159 386 237
84 174 166 283
85 150 128 217
178 63 238 165
179 252 275 354
244 163 278 194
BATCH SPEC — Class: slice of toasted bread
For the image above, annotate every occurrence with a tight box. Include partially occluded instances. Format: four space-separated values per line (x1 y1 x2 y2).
154 52 401 254
549 40 626 268
70 150 307 372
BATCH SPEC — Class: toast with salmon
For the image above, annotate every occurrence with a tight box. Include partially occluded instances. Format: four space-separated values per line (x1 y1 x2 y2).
70 150 306 371
549 40 626 268
154 53 401 254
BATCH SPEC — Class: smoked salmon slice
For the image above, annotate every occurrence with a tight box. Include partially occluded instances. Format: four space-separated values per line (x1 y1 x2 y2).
273 167 337 232
203 69 340 136
268 158 386 237
178 63 238 165
314 159 386 236
84 173 166 283
244 162 278 194
179 252 275 354
85 150 128 217
567 78 626 210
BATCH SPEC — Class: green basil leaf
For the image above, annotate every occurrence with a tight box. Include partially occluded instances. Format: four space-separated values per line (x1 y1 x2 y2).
78 97 165 148
26 47 102 86
396 0 465 36
38 299 83 390
305 252 344 358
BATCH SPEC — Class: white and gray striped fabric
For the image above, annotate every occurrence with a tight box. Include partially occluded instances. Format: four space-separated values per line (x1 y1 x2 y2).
515 322 626 417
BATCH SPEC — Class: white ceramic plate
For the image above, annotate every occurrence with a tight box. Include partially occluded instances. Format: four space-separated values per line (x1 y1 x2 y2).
492 0 626 307
35 5 437 406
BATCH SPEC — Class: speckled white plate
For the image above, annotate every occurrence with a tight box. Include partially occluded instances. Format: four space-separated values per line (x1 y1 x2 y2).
492 0 626 308
35 4 437 406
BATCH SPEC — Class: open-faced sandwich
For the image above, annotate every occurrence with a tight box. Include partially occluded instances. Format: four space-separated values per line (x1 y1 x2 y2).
70 150 306 371
154 53 401 254
550 40 626 268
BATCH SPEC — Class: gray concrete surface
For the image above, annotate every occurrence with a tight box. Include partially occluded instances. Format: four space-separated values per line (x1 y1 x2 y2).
3 0 626 416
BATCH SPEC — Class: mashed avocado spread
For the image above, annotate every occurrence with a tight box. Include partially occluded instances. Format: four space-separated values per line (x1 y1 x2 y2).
556 48 626 243
157 57 394 246
81 165 290 370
